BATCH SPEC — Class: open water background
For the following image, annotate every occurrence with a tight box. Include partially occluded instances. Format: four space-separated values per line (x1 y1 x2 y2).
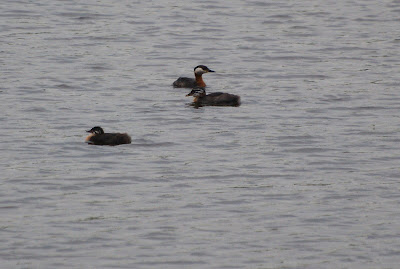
1 0 400 268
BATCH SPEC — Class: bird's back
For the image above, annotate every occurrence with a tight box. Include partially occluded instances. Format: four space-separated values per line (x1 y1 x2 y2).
88 133 131 146
203 92 241 106
173 77 197 88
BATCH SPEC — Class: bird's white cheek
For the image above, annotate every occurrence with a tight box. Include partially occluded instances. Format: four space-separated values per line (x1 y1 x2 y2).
194 67 205 74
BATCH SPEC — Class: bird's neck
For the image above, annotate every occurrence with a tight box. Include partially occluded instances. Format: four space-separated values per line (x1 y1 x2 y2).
85 133 95 142
195 73 206 87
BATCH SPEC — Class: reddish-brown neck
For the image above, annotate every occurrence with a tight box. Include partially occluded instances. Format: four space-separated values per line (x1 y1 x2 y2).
85 133 94 142
195 73 206 87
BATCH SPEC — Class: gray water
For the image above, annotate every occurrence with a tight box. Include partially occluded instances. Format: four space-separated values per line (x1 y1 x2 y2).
1 0 400 268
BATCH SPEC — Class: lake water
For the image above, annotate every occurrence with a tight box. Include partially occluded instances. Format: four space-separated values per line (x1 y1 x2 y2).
1 0 400 268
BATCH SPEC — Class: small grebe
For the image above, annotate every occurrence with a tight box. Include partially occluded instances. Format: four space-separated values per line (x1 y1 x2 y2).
186 87 241 107
173 65 215 88
85 126 131 146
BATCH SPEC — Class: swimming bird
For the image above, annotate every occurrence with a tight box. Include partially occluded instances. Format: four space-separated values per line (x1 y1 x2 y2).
85 126 131 146
186 87 241 107
173 65 215 88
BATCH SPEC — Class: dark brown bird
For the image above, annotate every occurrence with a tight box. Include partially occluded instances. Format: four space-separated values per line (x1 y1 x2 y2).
173 65 215 88
186 87 241 107
85 126 131 146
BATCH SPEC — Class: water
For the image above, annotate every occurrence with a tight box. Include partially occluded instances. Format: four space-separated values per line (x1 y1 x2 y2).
1 0 400 268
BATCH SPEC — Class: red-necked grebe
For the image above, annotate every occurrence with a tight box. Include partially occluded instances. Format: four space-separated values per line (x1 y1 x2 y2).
173 65 215 88
186 87 240 107
85 126 131 146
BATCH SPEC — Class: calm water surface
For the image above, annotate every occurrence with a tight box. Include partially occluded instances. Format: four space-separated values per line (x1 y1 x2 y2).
1 0 400 268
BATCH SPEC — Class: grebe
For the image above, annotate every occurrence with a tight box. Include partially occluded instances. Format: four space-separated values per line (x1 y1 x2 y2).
85 126 131 146
186 87 241 107
173 65 215 88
